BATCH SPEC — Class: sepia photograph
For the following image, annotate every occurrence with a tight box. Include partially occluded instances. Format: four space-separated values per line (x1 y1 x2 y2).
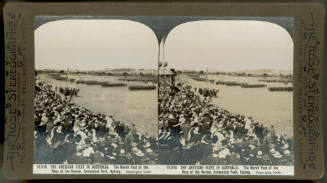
34 18 159 165
158 19 294 166
33 16 294 168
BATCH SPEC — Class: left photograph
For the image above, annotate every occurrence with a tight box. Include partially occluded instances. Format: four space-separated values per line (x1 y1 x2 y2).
34 18 159 164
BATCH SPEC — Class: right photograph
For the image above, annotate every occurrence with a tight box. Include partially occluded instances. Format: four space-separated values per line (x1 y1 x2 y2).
158 19 294 166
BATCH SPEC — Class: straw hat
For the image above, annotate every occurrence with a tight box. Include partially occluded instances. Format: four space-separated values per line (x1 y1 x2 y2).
111 143 118 149
284 150 291 155
131 147 139 152
145 148 153 154
281 143 289 150
249 144 256 150
134 149 145 157
143 142 151 148
272 151 282 159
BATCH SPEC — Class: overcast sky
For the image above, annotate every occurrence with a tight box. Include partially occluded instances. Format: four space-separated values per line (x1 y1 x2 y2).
35 20 158 70
35 19 293 71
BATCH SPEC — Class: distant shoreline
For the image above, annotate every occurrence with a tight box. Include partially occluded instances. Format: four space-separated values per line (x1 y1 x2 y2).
183 71 292 80
35 69 292 77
